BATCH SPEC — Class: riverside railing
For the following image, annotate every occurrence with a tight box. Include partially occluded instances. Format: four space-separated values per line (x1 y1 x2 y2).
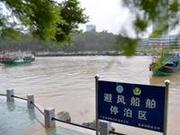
0 89 126 135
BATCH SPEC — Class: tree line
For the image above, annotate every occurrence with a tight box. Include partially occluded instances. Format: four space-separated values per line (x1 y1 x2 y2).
0 31 124 53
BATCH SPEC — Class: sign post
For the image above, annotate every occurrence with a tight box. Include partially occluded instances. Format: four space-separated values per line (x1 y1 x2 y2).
95 75 99 135
97 79 169 134
163 80 170 135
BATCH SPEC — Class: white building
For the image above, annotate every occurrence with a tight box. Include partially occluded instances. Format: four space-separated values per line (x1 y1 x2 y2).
142 34 180 47
86 24 96 32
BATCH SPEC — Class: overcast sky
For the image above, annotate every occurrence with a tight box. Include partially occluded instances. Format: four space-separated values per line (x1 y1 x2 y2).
79 0 179 36
79 0 134 34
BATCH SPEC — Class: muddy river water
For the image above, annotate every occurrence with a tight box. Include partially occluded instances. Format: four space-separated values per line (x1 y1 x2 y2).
0 56 180 135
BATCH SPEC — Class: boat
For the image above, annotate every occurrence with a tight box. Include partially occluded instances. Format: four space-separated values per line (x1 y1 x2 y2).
0 51 35 66
150 52 180 76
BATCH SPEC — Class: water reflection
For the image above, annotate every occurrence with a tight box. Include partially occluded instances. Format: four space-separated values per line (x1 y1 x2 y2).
150 73 180 85
0 98 86 135
28 109 36 120
7 102 15 111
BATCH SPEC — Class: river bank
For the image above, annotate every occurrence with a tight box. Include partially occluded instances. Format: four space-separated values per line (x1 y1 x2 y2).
35 51 121 56
35 51 148 57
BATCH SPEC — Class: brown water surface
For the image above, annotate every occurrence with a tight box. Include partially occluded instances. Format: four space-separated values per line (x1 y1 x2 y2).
0 56 179 135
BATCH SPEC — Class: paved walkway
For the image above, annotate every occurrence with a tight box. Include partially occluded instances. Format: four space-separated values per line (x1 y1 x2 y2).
0 97 92 135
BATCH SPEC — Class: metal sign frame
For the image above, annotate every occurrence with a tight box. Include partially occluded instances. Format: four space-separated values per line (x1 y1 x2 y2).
95 75 170 135
95 75 99 135
164 80 170 135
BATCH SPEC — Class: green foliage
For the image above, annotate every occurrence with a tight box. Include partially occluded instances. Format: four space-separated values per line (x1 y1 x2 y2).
28 0 63 41
123 0 180 36
0 31 120 52
116 35 138 56
0 14 5 27
121 0 180 55
134 17 148 32
0 0 62 40
56 0 88 42
69 31 117 52
0 0 88 42
152 49 171 71
1 28 23 41
169 0 179 12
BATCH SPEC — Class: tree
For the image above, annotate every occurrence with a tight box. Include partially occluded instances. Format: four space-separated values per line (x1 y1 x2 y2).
117 0 180 56
0 0 62 41
0 0 88 42
122 0 179 37
55 0 88 42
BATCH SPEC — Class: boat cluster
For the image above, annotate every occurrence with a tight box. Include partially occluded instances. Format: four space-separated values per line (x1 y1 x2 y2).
0 51 35 66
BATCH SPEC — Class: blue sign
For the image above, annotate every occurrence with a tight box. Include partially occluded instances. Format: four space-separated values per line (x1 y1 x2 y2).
98 80 165 132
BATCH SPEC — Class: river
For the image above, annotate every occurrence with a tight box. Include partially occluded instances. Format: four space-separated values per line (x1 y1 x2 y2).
0 56 180 135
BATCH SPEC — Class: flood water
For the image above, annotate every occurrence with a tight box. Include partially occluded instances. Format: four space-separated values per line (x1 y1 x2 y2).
0 56 180 135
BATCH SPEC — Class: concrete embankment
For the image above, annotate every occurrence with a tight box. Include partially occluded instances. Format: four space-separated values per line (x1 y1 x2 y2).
35 51 149 57
35 51 122 57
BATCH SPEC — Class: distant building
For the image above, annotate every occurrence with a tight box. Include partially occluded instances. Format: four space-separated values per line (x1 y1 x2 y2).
141 34 180 47
86 24 96 32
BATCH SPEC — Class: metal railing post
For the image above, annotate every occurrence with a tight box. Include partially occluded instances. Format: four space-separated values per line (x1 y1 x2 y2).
27 95 34 109
44 108 56 128
95 75 100 135
163 80 170 135
6 89 14 102
99 121 111 135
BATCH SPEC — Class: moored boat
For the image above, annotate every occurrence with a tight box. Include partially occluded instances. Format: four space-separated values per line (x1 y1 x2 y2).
150 53 180 76
0 51 35 66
